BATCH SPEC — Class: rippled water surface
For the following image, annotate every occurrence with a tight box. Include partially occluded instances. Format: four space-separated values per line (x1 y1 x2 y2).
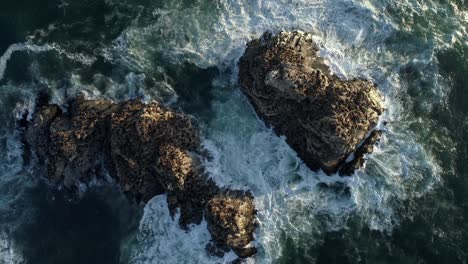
0 0 467 263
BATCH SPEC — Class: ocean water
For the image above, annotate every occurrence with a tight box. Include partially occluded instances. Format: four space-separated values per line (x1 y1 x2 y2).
0 0 467 263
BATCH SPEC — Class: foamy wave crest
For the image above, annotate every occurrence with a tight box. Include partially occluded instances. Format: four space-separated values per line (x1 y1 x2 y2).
114 0 395 72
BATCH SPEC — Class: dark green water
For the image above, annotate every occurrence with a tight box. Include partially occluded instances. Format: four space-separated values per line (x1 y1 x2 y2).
0 0 467 263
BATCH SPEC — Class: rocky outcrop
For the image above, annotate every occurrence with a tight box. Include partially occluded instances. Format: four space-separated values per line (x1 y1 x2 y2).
21 95 256 258
206 190 257 258
239 31 384 175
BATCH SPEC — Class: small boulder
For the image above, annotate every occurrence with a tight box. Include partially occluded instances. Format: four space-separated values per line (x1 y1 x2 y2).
206 190 257 258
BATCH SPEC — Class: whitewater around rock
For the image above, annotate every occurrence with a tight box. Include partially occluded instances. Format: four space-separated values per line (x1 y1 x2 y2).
239 31 385 175
16 30 386 261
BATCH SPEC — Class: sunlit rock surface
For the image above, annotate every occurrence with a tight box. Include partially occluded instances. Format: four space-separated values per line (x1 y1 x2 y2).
22 95 256 258
239 31 384 175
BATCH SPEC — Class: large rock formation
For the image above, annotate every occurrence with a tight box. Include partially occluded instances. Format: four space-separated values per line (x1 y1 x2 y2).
21 95 256 258
239 31 384 175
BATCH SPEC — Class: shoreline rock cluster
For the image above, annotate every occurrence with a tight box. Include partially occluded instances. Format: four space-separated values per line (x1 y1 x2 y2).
21 95 256 258
18 29 385 261
239 31 384 175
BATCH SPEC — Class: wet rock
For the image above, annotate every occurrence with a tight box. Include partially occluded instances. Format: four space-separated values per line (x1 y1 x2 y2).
239 31 384 175
21 95 257 258
339 130 383 176
206 190 257 258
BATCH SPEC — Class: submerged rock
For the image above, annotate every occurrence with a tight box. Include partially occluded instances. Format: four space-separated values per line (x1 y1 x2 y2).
239 31 384 175
22 95 256 258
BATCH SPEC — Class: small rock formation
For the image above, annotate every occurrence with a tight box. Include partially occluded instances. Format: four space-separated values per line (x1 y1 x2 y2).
239 31 384 175
206 190 257 258
21 95 256 258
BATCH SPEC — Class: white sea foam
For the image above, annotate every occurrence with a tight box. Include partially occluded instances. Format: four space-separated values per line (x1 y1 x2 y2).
0 43 52 82
0 231 24 264
0 118 33 264
0 41 98 84
128 195 241 264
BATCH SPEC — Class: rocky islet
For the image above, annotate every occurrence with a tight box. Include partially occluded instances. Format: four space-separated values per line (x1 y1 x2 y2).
21 95 257 259
19 30 384 261
239 31 384 175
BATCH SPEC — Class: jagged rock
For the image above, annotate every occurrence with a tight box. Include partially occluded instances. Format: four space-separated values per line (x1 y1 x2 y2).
21 95 256 258
206 190 257 258
239 31 384 175
338 130 383 176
